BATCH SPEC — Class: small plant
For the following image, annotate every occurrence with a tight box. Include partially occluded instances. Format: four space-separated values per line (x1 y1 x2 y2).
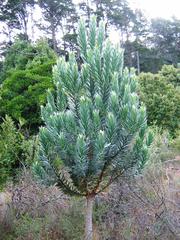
0 116 38 187
171 130 180 152
0 116 23 187
39 17 153 239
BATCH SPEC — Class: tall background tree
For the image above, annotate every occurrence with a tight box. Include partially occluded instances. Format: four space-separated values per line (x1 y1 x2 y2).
149 18 180 66
1 0 179 73
38 0 77 53
0 0 36 40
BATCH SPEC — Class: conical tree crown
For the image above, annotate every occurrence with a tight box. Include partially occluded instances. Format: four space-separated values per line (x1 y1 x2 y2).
39 17 153 196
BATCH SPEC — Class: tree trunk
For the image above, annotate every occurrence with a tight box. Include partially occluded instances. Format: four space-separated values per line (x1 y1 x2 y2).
21 3 28 40
52 28 57 52
24 19 28 40
85 195 94 240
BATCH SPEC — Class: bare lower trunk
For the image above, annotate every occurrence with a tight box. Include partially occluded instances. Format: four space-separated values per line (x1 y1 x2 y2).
52 29 57 53
85 195 94 240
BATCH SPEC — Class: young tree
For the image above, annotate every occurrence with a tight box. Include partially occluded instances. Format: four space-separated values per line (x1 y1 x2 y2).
39 17 153 239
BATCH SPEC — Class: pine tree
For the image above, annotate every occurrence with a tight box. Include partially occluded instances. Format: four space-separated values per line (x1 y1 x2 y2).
39 17 153 240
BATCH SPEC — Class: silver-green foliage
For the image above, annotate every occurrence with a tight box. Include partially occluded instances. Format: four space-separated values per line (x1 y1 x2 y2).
39 17 153 196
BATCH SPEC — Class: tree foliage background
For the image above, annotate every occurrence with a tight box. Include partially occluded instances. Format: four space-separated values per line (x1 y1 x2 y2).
0 0 180 71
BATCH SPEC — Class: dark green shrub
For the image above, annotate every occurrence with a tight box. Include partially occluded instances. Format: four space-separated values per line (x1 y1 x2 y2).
0 38 56 83
0 61 55 132
139 72 180 135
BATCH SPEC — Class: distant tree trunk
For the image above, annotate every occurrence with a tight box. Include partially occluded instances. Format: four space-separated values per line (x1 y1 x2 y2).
21 2 29 39
85 195 94 240
52 26 57 52
136 51 140 75
24 18 28 38
30 8 35 40
50 18 57 52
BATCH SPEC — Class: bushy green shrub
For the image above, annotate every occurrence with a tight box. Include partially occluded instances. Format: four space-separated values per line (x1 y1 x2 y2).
0 116 23 186
0 38 56 133
0 116 38 187
138 72 180 135
0 61 55 132
26 39 57 69
159 65 180 87
0 38 56 83
0 38 34 82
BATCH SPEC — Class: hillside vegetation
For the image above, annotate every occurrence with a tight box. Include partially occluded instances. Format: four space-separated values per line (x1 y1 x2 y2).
0 0 180 239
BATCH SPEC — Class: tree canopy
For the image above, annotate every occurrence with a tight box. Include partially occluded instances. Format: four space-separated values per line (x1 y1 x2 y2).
38 17 153 239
